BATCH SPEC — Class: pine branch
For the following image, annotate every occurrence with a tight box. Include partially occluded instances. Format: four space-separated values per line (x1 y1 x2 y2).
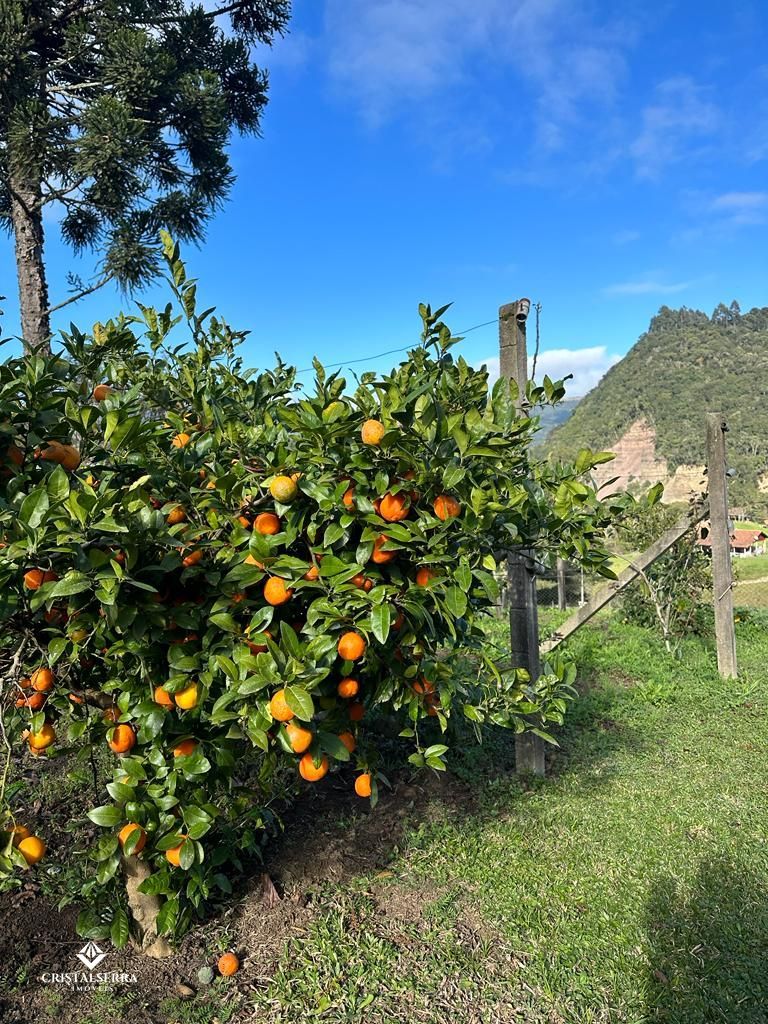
46 273 114 315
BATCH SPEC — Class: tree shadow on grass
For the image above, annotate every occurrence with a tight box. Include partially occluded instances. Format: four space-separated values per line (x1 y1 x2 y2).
645 855 768 1023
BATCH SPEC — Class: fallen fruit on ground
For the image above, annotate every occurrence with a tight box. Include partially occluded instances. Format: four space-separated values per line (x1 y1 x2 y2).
218 952 240 976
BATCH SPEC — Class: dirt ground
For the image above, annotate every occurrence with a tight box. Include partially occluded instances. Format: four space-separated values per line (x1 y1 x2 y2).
0 770 479 1024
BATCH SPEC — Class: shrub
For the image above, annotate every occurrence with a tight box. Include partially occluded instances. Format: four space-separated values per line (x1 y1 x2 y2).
0 234 624 946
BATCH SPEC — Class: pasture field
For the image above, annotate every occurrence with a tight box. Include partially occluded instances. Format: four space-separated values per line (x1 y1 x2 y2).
2 611 767 1024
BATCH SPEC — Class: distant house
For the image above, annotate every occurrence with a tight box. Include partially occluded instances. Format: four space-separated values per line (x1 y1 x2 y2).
698 524 768 557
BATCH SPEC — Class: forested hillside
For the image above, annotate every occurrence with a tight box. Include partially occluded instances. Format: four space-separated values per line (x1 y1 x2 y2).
546 302 768 511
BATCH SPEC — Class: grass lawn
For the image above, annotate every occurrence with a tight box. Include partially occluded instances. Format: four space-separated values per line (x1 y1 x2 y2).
247 613 768 1024
4 611 768 1024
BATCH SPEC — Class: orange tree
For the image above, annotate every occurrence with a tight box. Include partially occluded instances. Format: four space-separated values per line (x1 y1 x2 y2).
0 235 626 947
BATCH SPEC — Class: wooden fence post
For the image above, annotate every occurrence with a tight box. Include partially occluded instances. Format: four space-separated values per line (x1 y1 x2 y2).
556 557 567 611
499 300 545 776
705 413 738 679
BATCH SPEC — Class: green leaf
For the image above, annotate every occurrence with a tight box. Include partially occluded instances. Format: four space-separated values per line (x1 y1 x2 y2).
209 612 239 633
157 896 179 934
318 731 351 762
110 908 130 949
87 805 123 827
19 488 49 529
445 586 467 618
370 604 391 645
49 572 91 598
284 685 314 721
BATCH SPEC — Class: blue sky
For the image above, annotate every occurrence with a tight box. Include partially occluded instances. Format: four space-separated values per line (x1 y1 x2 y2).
2 0 767 395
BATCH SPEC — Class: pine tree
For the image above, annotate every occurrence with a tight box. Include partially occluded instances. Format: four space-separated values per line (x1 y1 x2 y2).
0 0 290 352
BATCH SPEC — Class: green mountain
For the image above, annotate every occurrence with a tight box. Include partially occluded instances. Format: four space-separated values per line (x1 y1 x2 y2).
546 302 768 513
534 396 580 442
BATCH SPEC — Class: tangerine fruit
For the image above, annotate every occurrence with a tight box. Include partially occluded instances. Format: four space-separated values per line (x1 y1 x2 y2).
355 773 372 798
167 505 187 525
269 689 294 722
337 678 360 698
254 512 281 535
30 668 54 692
299 753 329 782
218 952 240 976
337 632 366 661
166 836 189 867
108 724 136 754
371 536 396 564
18 836 46 865
118 823 147 853
361 419 385 445
264 577 293 606
434 494 461 520
28 723 56 751
172 738 198 757
338 731 357 753
269 475 298 503
154 685 174 707
171 432 191 448
92 384 112 401
285 721 313 753
174 683 199 710
379 492 410 522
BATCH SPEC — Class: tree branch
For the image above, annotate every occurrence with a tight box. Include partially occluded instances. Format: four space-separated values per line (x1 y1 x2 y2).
45 273 114 315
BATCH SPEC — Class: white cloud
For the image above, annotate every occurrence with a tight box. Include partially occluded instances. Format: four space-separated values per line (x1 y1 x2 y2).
631 76 719 179
323 0 632 147
482 345 620 397
602 275 693 296
710 191 768 225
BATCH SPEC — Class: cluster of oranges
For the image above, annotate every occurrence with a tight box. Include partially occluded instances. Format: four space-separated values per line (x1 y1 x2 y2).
5 393 468 875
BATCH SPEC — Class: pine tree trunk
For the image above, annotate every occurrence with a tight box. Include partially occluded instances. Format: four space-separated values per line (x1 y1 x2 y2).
9 169 51 354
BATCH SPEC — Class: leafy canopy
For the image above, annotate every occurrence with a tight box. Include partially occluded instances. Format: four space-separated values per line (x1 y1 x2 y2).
0 235 628 942
0 0 290 287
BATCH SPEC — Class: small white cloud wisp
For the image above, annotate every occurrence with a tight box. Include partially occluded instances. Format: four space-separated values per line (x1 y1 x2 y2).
481 345 620 397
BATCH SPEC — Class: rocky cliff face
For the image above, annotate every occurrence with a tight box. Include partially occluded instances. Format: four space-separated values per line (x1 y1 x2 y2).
593 419 706 503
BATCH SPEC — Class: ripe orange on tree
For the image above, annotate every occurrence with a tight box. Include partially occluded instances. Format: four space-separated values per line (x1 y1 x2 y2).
299 753 329 782
337 632 366 661
166 836 189 868
28 723 56 752
10 824 31 845
154 685 174 708
172 738 198 757
371 536 396 564
354 773 372 798
337 678 359 699
5 443 23 467
92 383 112 401
17 835 46 865
342 484 356 509
433 494 461 520
379 492 410 522
269 689 294 722
303 563 320 581
264 576 293 606
15 691 46 710
254 512 281 535
108 724 136 755
27 667 52 691
118 823 147 854
174 683 199 710
416 567 438 586
171 432 191 448
23 568 57 590
218 952 240 977
102 706 120 723
167 505 187 525
285 721 313 753
361 419 385 446
182 548 203 568
338 731 357 753
348 702 365 722
40 440 80 471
